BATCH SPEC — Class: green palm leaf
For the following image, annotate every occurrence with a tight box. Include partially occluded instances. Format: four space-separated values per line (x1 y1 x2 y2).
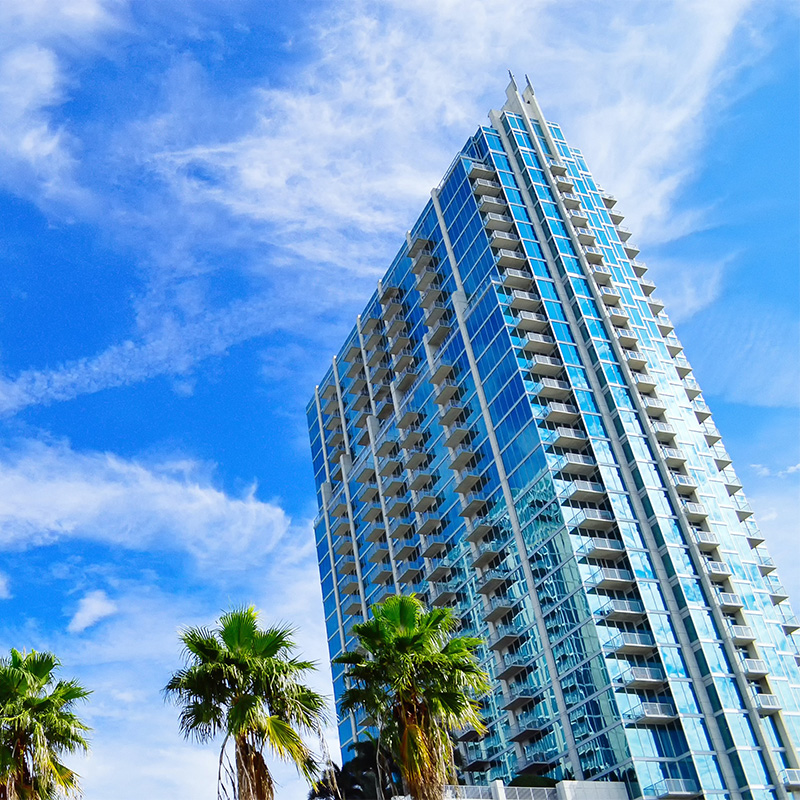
165 605 327 800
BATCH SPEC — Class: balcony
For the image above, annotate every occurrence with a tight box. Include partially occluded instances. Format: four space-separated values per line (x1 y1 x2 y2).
574 227 596 244
673 355 692 377
509 289 541 310
553 172 574 190
439 400 465 427
415 263 439 290
528 354 563 377
553 452 596 475
443 424 471 448
605 631 656 655
633 372 657 390
433 378 459 405
741 658 769 678
543 401 580 424
753 693 781 715
661 446 686 467
623 242 641 258
641 395 667 416
571 508 614 530
615 224 633 241
728 625 756 645
551 426 588 448
671 472 698 495
736 496 755 521
567 209 589 227
431 579 460 607
606 306 630 325
394 537 417 560
490 230 522 250
623 349 647 369
477 567 512 595
514 309 548 332
651 420 676 442
648 296 666 315
624 701 677 724
372 562 393 585
653 779 700 799
497 650 530 680
614 326 638 347
590 263 613 284
503 681 541 710
596 598 646 621
705 560 732 582
472 178 502 196
583 245 604 264
561 480 606 503
466 522 495 543
478 193 507 214
616 666 666 689
342 596 362 616
665 335 683 356
483 211 514 231
460 490 488 517
339 574 360 595
691 529 719 551
484 593 518 624
521 332 556 354
681 500 708 522
630 259 647 275
471 539 504 569
428 319 453 347
587 567 635 590
449 444 476 471
561 191 581 209
756 551 776 575
337 554 357 575
577 536 625 560
785 771 800 792
499 266 532 289
599 287 621 306
496 249 527 270
416 512 442 535
717 592 743 612
488 623 521 650
468 161 495 180
398 558 424 583
420 532 448 558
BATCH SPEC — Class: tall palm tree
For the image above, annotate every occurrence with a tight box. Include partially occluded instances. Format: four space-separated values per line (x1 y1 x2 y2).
165 606 327 800
334 595 488 800
0 648 91 800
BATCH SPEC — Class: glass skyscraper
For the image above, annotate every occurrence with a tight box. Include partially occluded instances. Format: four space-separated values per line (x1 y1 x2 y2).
306 78 800 800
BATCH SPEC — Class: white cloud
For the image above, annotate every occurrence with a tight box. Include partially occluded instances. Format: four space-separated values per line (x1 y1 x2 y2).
0 0 123 207
0 0 774 416
687 299 800 408
0 438 291 569
68 589 118 633
0 571 10 599
649 255 729 324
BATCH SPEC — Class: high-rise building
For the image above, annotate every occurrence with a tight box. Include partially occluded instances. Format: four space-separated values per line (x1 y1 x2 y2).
307 78 800 800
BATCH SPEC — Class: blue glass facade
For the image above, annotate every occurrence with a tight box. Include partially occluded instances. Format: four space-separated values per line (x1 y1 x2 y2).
307 80 800 800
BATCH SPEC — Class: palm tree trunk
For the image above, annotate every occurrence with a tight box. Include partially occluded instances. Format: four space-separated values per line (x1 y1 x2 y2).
235 739 251 800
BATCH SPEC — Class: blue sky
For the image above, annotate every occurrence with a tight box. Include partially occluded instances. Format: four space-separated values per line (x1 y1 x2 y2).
0 1 797 797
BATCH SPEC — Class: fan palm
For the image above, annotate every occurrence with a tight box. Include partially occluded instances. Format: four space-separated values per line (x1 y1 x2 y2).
165 606 327 800
333 594 488 800
0 648 91 800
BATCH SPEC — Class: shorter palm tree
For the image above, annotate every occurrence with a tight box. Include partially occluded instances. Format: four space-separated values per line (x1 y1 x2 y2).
334 594 488 800
165 606 327 800
0 648 91 800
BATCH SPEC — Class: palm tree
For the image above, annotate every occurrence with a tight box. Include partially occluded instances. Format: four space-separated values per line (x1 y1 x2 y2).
165 606 327 800
333 595 488 800
0 648 91 800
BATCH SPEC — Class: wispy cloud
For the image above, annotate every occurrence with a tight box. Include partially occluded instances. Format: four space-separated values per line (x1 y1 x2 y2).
67 589 118 633
0 438 292 569
687 298 800 408
0 571 10 600
0 0 768 416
